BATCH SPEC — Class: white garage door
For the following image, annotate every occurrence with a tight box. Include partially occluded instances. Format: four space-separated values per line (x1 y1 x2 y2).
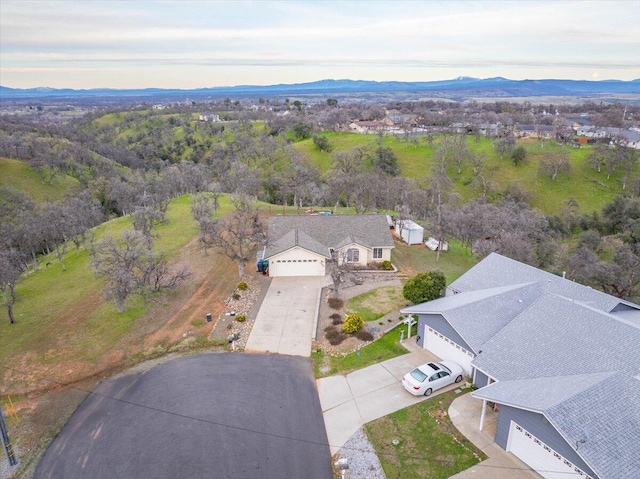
272 259 322 277
508 422 593 479
424 325 474 376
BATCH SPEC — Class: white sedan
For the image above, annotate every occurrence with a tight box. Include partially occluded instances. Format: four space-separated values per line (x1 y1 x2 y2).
402 361 464 396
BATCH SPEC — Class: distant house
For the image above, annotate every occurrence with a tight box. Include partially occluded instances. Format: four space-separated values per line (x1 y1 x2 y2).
349 118 394 134
263 215 394 277
199 112 220 122
514 124 556 139
401 253 640 479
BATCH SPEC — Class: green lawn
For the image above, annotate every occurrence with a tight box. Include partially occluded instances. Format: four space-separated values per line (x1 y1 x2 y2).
0 157 79 202
345 286 409 322
366 389 485 479
0 194 235 383
392 239 477 284
312 324 415 378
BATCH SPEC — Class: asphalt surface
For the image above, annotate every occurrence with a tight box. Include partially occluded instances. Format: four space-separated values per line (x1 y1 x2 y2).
35 353 332 479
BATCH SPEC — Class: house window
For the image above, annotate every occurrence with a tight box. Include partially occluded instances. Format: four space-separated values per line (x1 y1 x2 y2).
373 247 383 259
346 248 359 263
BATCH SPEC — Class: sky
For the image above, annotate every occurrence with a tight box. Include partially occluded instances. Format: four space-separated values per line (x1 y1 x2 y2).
1 0 639 89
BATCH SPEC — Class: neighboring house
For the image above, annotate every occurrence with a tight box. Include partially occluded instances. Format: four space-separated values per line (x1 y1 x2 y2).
348 118 395 134
263 215 394 277
515 124 556 139
401 253 640 479
199 112 220 122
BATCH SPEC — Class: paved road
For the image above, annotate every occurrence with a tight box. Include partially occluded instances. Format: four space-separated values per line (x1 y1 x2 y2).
245 276 330 356
35 353 332 479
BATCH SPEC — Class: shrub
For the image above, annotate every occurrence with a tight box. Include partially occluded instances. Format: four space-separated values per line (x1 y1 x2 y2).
381 260 392 270
232 292 241 300
235 314 246 322
342 314 364 334
325 329 340 340
330 313 342 321
328 332 347 345
403 271 446 304
354 329 374 342
324 325 336 333
237 281 249 291
332 317 344 326
327 297 344 309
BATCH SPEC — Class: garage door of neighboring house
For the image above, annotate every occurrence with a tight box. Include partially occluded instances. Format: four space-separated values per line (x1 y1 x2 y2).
424 325 474 375
272 259 323 277
507 422 593 479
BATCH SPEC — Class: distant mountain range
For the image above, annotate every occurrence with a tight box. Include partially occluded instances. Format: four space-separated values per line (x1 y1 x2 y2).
1 77 639 100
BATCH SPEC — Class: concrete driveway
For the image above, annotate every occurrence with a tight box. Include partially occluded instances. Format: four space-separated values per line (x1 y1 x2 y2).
317 341 461 454
245 276 331 356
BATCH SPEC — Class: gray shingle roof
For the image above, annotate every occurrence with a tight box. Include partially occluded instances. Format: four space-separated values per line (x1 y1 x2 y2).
473 372 640 479
449 253 633 312
265 229 331 259
402 283 545 352
470 293 640 479
472 371 615 412
264 214 394 260
472 293 640 381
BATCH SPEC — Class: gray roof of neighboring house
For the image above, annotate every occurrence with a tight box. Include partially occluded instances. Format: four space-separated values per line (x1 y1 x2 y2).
472 371 615 413
401 283 545 352
264 214 394 259
472 293 640 381
473 372 640 479
423 253 640 479
448 253 634 313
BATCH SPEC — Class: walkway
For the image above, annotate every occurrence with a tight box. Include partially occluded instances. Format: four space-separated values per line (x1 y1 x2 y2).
244 276 331 356
448 394 540 479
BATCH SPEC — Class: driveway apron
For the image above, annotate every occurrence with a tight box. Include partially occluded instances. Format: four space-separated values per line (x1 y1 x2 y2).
317 344 454 455
245 276 331 356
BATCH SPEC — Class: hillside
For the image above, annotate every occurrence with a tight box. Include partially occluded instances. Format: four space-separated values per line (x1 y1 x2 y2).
0 158 79 202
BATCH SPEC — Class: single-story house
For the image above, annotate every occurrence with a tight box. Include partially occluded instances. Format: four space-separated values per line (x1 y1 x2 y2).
401 253 640 479
263 214 394 277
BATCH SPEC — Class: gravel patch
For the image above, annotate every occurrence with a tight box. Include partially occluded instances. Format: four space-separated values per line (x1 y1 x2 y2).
334 427 386 479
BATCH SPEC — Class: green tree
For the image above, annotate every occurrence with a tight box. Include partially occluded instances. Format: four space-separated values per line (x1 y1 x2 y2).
511 145 527 166
403 271 446 304
312 134 331 152
292 122 312 140
372 146 399 176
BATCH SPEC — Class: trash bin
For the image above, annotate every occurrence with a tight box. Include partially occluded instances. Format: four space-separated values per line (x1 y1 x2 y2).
206 313 212 322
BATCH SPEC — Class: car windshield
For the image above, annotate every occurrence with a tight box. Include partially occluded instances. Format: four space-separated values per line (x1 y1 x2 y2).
410 368 428 382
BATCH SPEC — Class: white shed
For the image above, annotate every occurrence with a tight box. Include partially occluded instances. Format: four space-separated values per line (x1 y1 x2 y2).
398 220 424 245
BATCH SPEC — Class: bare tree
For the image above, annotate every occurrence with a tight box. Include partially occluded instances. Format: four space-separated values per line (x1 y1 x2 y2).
539 150 571 181
0 249 22 324
211 196 264 277
91 230 190 313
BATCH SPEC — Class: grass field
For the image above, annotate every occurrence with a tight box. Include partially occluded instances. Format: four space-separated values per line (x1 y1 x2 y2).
294 133 635 216
0 193 235 393
366 389 485 479
391 239 477 284
0 157 79 202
